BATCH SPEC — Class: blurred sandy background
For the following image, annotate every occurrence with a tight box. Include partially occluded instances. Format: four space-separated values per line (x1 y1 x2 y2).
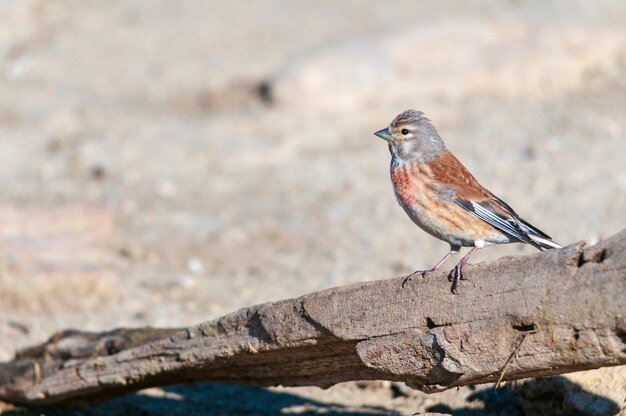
0 0 625 414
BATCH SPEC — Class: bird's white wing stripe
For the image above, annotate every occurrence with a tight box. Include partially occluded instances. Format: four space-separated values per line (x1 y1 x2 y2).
470 202 524 240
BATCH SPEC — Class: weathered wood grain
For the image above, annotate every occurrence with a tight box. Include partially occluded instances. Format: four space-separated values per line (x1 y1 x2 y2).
0 230 624 406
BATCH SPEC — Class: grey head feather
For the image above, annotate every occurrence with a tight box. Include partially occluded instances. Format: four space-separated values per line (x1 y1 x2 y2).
387 109 445 162
390 109 429 128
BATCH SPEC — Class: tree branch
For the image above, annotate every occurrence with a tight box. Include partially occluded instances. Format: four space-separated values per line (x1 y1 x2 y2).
1 230 625 407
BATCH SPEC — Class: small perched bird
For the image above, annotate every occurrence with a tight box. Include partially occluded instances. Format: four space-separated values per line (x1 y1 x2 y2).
374 110 562 293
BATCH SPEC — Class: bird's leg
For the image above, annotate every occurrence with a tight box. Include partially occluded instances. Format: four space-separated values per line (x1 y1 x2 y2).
402 245 460 288
450 246 479 294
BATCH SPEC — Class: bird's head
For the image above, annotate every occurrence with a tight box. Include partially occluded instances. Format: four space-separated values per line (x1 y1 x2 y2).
374 109 445 162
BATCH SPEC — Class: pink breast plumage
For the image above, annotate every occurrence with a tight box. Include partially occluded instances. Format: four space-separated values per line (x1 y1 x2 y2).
391 166 420 207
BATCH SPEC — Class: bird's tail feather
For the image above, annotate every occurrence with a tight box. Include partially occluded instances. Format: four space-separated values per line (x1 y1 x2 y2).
516 217 562 250
528 234 563 250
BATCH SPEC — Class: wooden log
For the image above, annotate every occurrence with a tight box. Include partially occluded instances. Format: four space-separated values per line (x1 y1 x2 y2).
0 230 624 407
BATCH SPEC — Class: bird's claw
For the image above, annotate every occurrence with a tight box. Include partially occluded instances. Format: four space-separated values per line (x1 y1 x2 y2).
401 270 431 288
449 264 468 294
401 275 412 288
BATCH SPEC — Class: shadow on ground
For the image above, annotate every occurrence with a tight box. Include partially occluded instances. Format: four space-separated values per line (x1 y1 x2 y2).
2 377 620 415
428 376 620 416
1 383 398 416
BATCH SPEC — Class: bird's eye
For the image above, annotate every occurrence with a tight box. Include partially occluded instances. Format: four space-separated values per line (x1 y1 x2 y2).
401 129 409 135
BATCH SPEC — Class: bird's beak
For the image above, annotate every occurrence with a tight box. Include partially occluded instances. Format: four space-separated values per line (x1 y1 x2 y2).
374 128 392 141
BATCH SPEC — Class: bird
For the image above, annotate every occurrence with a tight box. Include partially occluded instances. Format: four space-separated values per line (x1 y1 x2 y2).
374 109 562 293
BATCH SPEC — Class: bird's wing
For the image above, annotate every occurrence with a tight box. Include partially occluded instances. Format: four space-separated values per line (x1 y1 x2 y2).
454 197 545 249
427 150 559 250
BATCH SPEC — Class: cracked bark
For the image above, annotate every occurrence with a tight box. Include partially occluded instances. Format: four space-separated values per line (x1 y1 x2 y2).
0 230 625 407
